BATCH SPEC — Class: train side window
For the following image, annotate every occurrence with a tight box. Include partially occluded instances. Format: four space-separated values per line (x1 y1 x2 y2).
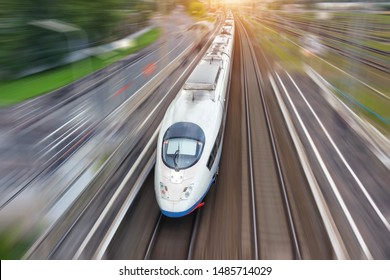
207 143 218 170
207 123 223 170
206 155 213 170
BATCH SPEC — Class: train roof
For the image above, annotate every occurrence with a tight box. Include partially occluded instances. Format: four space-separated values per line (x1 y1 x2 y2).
215 35 230 43
183 64 221 91
213 44 229 52
221 28 233 36
203 53 224 61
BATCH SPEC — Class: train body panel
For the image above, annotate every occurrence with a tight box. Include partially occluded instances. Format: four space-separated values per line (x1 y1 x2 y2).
155 16 235 218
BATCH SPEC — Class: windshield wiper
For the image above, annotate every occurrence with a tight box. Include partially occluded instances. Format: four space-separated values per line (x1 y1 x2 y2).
173 148 180 171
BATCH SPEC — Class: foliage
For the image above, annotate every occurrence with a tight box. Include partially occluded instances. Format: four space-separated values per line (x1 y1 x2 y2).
0 227 36 260
175 0 193 9
60 0 124 44
188 1 206 18
0 0 155 79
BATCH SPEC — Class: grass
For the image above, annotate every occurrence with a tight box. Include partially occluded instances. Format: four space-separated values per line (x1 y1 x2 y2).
333 84 390 135
276 10 390 53
93 152 112 173
0 227 36 260
0 28 160 107
250 19 306 73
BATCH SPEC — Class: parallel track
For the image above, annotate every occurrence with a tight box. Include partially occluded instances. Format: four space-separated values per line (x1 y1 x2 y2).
257 16 390 74
238 18 302 260
240 23 259 260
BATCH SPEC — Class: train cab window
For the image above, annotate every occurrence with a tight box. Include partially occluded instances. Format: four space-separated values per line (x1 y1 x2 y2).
162 122 205 170
163 138 203 170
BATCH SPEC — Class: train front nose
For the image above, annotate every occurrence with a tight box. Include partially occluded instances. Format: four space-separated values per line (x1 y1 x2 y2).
160 202 189 218
157 180 196 218
158 197 195 218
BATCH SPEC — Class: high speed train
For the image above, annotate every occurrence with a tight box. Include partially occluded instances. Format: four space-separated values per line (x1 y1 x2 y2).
154 17 235 217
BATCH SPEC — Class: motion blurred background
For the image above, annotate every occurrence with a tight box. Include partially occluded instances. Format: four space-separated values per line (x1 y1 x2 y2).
0 0 389 260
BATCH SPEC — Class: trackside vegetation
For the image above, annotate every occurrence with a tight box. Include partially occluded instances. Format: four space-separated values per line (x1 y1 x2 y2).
0 28 160 106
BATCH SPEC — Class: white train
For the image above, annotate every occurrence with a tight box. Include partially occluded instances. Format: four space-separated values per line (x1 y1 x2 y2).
154 18 235 217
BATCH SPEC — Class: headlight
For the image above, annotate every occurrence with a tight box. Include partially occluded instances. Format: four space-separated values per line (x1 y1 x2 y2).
180 183 194 200
160 182 169 199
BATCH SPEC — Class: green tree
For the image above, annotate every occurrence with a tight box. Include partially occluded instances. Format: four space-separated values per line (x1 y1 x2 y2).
60 0 125 44
0 0 155 79
0 0 68 78
189 1 206 18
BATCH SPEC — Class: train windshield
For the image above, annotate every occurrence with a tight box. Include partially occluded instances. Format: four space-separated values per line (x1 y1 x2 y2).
162 122 205 170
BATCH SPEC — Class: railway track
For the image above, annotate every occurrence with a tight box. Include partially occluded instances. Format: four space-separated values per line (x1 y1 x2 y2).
23 21 225 260
144 210 201 260
27 15 334 260
268 13 390 52
0 39 193 211
274 14 390 43
52 16 333 260
240 22 259 260
237 18 301 259
7 46 157 131
256 16 390 74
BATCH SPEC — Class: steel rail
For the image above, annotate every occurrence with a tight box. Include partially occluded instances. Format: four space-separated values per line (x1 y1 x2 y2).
237 19 259 260
144 214 163 260
239 19 302 260
186 210 201 260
